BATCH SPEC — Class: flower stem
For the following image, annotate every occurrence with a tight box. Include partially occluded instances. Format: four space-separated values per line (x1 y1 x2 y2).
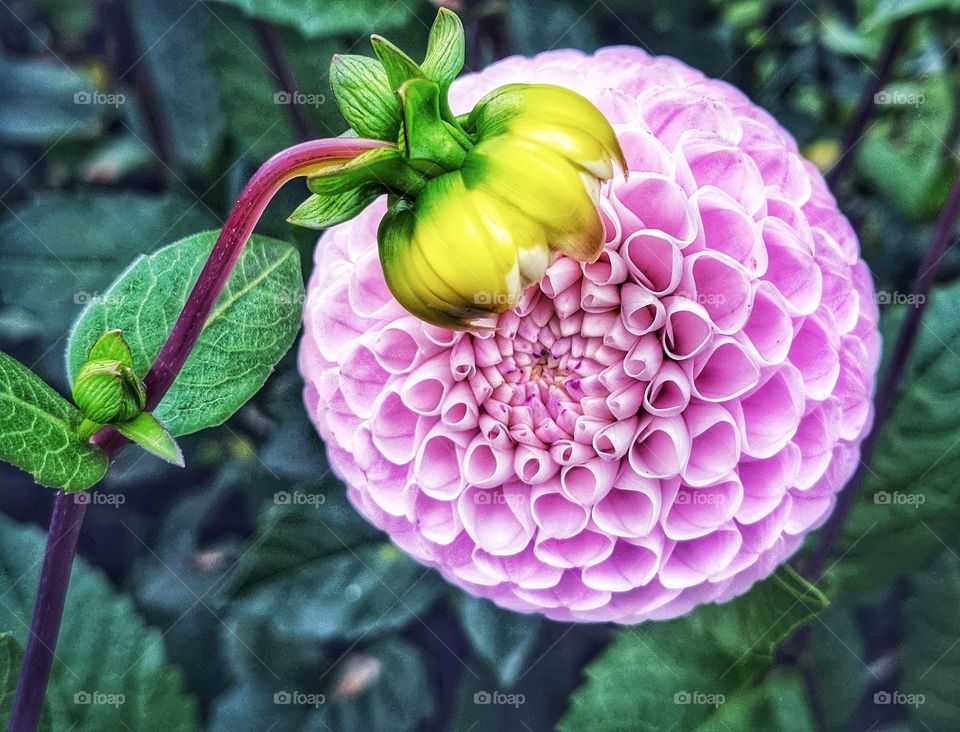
9 136 387 732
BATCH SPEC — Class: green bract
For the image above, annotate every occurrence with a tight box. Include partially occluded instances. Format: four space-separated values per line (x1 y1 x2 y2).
290 8 625 329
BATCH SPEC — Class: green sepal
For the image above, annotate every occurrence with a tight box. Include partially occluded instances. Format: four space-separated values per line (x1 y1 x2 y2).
421 8 465 93
399 79 467 174
113 412 184 467
86 329 134 368
370 34 423 91
306 147 426 197
330 54 402 142
288 186 384 230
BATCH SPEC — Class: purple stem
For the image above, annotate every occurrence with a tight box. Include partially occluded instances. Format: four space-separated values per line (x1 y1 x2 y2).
803 162 960 580
9 136 386 732
825 20 909 188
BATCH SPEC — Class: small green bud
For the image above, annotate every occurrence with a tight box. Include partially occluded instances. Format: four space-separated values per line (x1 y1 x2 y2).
72 357 146 424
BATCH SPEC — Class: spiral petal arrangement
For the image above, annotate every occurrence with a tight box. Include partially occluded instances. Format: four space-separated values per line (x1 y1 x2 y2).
299 48 882 623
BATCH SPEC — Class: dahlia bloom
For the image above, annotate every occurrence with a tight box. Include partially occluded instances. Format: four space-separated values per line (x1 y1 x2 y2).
299 47 881 622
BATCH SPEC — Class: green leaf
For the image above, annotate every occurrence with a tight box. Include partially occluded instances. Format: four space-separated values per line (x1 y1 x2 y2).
805 603 873 730
113 412 184 467
128 0 225 170
1 632 53 732
210 639 434 732
221 481 445 645
287 187 382 230
306 147 424 197
421 8 465 92
558 566 828 731
0 351 107 490
205 0 414 39
0 514 198 730
0 191 216 339
900 551 960 729
831 280 960 591
863 0 960 29
0 53 105 144
66 231 304 437
370 35 424 92
456 596 543 688
330 54 402 141
702 669 816 731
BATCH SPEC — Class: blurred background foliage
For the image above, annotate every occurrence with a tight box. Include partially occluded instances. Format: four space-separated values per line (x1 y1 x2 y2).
1 0 960 730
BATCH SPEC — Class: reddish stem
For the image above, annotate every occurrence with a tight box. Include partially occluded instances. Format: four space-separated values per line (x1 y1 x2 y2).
9 136 386 732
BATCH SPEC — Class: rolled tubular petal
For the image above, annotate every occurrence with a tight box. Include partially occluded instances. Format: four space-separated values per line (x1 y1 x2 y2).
301 48 881 624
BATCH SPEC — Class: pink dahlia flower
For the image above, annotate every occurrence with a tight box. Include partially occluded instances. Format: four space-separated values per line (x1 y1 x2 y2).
299 48 881 622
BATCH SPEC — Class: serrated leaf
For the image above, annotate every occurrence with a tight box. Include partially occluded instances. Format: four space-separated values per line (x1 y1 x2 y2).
456 596 542 688
210 639 434 732
205 0 413 39
66 231 303 437
330 54 402 141
0 351 107 490
831 280 960 591
0 191 217 339
900 551 960 729
221 481 444 645
113 412 184 467
558 566 828 731
1 632 53 732
370 35 424 92
0 515 198 730
421 8 465 91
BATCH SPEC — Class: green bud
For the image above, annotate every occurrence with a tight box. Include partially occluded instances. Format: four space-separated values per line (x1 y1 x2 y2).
72 355 146 424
